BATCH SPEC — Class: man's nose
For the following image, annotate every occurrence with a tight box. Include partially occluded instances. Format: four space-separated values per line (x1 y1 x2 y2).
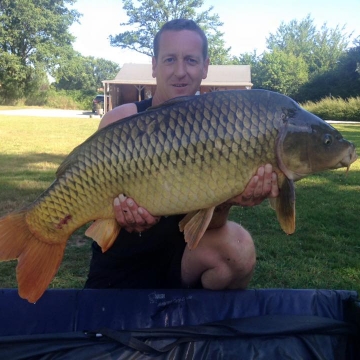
174 61 186 77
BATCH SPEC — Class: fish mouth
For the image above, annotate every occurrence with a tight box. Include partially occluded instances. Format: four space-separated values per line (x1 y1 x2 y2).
335 146 358 173
280 146 358 181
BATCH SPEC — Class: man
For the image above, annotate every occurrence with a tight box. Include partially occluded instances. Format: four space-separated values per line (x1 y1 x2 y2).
85 19 278 290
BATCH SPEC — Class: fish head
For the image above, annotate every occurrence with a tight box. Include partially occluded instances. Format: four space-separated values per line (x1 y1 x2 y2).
276 107 357 181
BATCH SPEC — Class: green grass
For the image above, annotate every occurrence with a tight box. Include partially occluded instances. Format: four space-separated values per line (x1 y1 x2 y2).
0 116 99 289
0 116 359 294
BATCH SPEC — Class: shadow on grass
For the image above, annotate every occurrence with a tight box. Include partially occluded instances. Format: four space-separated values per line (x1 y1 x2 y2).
0 152 66 171
0 152 66 213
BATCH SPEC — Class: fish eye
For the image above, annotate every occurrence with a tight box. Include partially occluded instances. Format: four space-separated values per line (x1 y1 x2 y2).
323 134 333 146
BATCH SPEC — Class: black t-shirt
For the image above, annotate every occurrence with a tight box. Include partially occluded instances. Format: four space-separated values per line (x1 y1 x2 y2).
134 97 153 112
85 98 187 289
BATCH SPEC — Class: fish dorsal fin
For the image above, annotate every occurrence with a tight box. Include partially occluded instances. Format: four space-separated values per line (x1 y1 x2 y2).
269 173 295 234
147 95 196 111
85 218 121 252
179 207 216 249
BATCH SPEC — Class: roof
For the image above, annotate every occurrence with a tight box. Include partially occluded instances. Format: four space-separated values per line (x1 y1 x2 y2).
103 63 252 87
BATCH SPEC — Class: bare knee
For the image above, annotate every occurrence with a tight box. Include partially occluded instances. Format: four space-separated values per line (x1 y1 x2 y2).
181 221 256 290
222 222 256 289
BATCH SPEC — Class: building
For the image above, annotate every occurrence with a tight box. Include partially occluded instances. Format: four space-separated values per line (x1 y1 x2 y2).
102 63 252 113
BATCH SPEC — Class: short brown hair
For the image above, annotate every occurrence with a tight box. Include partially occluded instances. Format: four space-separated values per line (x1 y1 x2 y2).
153 19 208 60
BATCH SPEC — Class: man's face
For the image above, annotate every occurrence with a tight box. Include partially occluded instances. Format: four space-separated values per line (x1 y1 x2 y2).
152 30 209 104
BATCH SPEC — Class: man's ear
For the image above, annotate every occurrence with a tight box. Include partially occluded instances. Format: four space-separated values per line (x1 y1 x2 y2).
203 57 210 79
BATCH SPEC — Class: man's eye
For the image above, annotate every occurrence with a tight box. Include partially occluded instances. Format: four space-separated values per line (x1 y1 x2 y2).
187 58 198 65
164 58 174 63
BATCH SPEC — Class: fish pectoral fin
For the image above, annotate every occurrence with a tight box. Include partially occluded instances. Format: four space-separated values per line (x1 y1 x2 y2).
178 211 199 232
271 174 296 234
268 197 276 210
180 207 216 250
85 219 121 252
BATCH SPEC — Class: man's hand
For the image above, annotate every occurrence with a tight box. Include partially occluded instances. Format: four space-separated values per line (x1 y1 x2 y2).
114 194 160 233
229 164 279 207
113 164 278 232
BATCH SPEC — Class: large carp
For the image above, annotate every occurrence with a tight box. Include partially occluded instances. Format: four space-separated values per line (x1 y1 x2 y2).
0 90 357 302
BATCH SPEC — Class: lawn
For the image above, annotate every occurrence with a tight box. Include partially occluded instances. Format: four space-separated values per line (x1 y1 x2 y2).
0 115 359 293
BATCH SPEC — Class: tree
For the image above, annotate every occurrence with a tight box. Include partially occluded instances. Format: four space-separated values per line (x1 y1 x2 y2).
353 37 360 78
54 54 120 92
296 38 360 101
266 15 351 77
0 0 80 103
109 0 231 64
256 50 309 97
231 50 261 87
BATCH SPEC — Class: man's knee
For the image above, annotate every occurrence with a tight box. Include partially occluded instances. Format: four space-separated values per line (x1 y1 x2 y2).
215 221 256 288
227 222 256 288
183 221 256 290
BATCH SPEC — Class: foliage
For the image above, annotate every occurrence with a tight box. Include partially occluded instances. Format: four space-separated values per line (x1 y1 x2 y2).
302 96 360 122
266 14 350 77
0 52 29 103
242 15 356 101
256 50 309 96
109 0 231 64
0 0 80 103
295 38 360 102
53 53 120 92
231 51 261 88
43 88 94 110
232 49 309 95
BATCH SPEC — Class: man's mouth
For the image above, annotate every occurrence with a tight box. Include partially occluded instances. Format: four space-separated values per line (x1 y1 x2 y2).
173 84 187 87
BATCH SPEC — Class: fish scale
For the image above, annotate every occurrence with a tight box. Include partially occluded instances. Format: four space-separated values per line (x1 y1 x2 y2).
0 89 357 303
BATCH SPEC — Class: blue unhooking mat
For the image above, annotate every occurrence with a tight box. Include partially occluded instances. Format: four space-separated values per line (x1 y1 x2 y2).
0 288 359 359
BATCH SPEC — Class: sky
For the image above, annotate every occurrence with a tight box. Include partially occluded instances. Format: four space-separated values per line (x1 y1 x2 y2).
69 0 360 67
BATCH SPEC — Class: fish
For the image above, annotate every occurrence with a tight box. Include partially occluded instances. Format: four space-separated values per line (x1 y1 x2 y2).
0 90 357 302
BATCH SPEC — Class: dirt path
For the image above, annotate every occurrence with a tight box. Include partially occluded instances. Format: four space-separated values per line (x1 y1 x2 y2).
0 109 100 118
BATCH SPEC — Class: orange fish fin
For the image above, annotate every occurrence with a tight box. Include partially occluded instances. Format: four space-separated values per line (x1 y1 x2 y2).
270 174 296 234
17 240 66 303
85 219 121 252
179 211 198 232
0 211 29 260
0 211 67 303
180 207 216 250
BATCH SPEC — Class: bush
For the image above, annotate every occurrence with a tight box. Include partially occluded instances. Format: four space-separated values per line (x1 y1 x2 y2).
29 88 96 110
301 96 360 121
44 90 79 109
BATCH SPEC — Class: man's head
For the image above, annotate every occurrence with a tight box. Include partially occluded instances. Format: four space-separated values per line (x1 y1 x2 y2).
153 19 208 61
151 19 209 105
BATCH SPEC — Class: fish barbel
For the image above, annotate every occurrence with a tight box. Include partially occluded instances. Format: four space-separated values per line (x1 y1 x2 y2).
0 90 357 302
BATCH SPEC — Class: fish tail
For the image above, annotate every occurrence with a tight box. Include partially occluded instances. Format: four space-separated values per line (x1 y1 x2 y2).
0 211 66 303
